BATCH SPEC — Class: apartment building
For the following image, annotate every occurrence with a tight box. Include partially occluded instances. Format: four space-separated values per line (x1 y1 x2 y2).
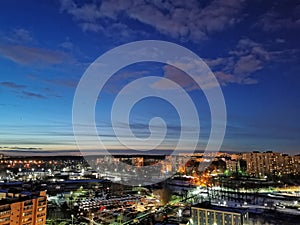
240 151 300 178
0 191 47 225
191 201 249 225
190 202 249 225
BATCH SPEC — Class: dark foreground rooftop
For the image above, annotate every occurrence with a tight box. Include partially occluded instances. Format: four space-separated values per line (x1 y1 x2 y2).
192 201 248 214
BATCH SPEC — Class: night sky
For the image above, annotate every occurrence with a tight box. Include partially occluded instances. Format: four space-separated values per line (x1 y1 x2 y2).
0 0 299 154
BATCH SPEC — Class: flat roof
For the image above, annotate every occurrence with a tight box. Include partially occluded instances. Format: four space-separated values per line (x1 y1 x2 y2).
192 201 248 214
0 191 46 205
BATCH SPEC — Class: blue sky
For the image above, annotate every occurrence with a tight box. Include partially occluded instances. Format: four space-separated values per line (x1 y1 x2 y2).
0 0 299 154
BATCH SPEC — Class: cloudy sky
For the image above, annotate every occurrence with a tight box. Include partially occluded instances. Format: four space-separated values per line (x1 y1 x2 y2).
0 0 299 154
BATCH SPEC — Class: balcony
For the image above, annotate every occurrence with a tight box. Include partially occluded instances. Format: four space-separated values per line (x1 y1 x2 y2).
24 201 33 207
25 205 33 210
38 202 46 207
0 210 10 217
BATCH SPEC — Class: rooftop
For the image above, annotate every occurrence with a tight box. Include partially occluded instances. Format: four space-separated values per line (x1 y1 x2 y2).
192 201 248 215
0 190 46 205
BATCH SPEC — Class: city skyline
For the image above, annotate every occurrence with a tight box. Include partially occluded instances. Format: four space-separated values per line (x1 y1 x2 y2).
0 0 299 154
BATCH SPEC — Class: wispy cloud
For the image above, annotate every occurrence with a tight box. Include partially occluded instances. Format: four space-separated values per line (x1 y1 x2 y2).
21 91 46 99
0 80 52 99
0 146 41 150
3 28 34 44
59 37 74 51
0 45 70 65
46 78 78 88
258 3 300 32
0 81 26 89
26 74 78 90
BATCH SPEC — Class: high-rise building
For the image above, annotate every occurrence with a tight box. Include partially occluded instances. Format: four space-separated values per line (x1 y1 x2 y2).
226 159 240 174
0 191 47 225
190 201 249 225
240 151 300 178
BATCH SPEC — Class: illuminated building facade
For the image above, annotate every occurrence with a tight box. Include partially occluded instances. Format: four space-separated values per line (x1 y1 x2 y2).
0 191 47 225
191 202 249 225
241 151 300 177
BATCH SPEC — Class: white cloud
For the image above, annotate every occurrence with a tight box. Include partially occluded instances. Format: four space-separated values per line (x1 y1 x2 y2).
59 0 245 42
234 55 263 75
157 38 273 87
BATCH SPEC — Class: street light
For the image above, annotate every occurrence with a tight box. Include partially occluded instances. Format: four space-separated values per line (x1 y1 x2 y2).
71 214 74 225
